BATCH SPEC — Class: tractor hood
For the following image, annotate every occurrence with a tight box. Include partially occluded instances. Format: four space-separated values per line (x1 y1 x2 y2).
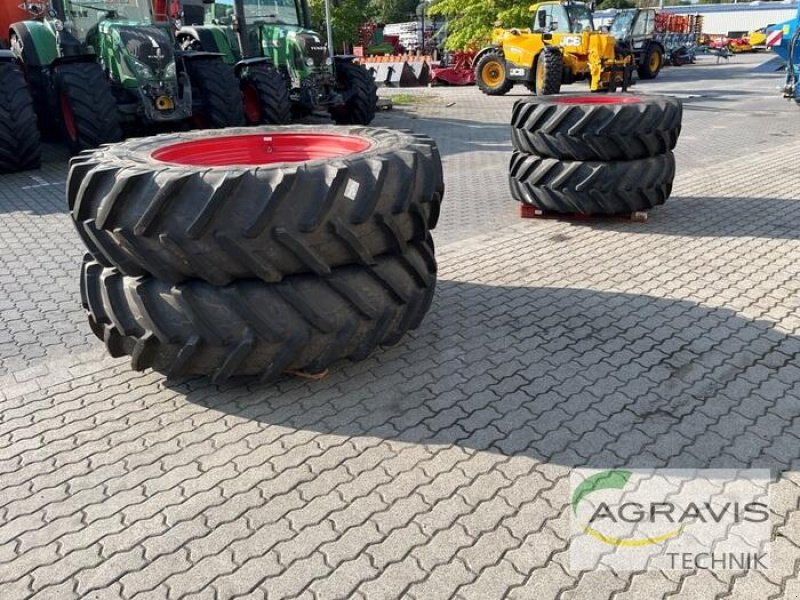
256 24 330 70
106 23 176 84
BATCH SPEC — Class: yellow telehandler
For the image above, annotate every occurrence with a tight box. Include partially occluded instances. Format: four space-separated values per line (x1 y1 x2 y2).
474 1 632 96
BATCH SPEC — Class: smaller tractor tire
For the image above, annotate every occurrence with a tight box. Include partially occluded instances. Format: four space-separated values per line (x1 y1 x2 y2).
80 239 437 381
330 61 378 126
68 125 444 285
0 61 41 172
475 51 513 96
509 151 675 215
241 65 291 125
511 94 682 161
186 58 246 128
54 62 123 154
638 44 664 80
534 48 563 96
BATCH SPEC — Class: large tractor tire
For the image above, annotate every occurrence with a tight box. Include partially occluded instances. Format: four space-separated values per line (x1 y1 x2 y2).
509 151 675 215
475 50 513 96
54 62 123 154
80 240 437 381
638 44 664 80
241 65 291 125
511 94 682 161
330 61 378 126
0 61 41 172
534 48 562 96
186 58 246 128
68 125 444 285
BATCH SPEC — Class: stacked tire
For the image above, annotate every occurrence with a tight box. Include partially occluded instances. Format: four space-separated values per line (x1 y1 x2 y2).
68 125 444 382
509 95 682 215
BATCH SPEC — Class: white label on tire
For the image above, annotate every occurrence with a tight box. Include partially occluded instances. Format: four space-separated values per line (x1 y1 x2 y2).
345 179 360 201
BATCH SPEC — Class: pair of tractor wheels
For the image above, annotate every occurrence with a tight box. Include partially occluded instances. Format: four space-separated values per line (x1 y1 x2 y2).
71 125 444 381
509 94 682 215
239 61 378 127
476 48 563 97
53 58 248 155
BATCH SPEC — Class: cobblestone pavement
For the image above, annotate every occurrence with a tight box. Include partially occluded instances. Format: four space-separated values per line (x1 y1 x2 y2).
1 54 799 599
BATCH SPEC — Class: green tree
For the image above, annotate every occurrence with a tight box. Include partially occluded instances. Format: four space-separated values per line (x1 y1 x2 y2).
597 0 634 9
427 0 530 50
307 0 376 50
370 0 418 23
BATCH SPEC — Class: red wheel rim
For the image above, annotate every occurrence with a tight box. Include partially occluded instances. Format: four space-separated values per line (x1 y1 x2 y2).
61 91 78 141
151 133 373 166
243 85 261 124
548 96 642 105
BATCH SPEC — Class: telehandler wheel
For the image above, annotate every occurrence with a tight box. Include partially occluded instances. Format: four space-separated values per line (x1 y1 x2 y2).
186 58 246 129
509 151 675 215
80 239 437 381
0 61 41 172
475 51 513 96
54 62 122 154
330 61 378 126
534 48 562 96
241 65 291 125
638 44 663 80
68 125 444 285
511 94 682 161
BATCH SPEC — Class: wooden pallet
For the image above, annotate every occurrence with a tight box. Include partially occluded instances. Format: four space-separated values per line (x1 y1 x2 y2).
519 204 649 223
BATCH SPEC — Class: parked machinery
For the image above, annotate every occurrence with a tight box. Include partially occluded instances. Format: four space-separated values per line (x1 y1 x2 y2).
8 0 244 154
609 9 664 79
177 0 378 125
473 1 632 96
768 4 800 104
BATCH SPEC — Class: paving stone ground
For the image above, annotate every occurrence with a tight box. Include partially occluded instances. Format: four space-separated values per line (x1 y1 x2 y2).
0 53 799 599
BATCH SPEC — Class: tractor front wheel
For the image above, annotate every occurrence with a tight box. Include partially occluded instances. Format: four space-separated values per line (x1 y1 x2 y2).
330 61 378 126
54 62 122 154
0 61 41 172
535 48 563 96
638 44 663 80
187 59 246 129
475 51 513 96
241 66 291 125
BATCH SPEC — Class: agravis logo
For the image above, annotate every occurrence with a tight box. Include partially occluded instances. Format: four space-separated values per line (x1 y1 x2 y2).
569 468 771 571
571 470 684 547
571 469 768 548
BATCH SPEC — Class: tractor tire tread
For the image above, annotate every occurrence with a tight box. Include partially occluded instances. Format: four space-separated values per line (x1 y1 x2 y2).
187 58 247 128
54 62 122 153
509 151 675 214
241 65 292 125
0 61 41 172
68 125 444 284
80 240 436 380
511 94 682 161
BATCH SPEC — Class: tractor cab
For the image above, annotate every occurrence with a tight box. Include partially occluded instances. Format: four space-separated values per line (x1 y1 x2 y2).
608 8 664 80
531 1 594 34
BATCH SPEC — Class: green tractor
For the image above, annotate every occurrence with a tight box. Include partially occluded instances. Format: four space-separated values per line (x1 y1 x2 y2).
177 0 378 125
9 0 244 153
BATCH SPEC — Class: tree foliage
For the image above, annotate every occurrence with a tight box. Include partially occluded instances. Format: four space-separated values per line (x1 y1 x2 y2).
427 0 530 50
307 0 424 49
371 0 419 23
307 0 376 49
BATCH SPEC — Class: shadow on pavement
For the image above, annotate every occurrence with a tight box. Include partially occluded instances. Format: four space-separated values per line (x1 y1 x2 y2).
170 282 800 474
